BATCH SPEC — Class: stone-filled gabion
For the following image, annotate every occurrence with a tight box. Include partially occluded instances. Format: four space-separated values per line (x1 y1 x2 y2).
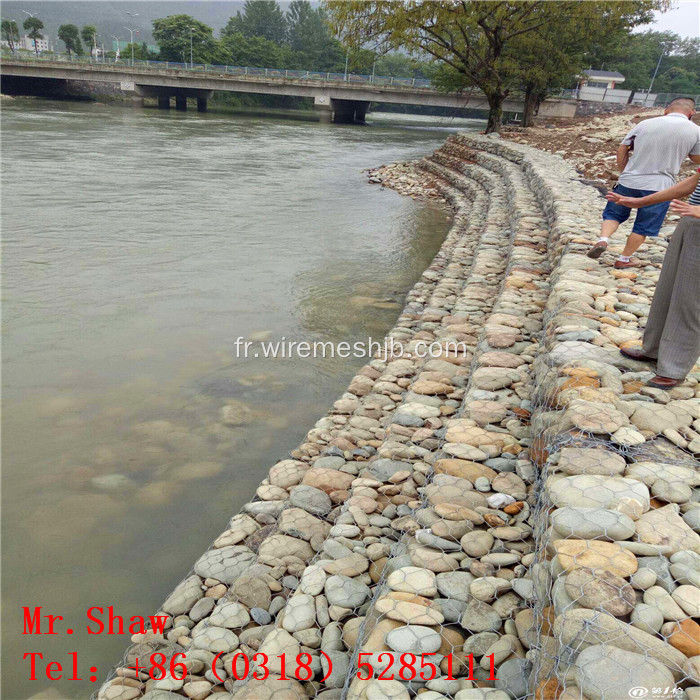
96 133 699 700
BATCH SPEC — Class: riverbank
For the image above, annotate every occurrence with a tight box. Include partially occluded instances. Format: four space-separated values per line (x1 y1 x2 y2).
98 129 699 700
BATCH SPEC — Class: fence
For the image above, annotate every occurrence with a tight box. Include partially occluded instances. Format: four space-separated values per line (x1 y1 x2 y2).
0 50 434 89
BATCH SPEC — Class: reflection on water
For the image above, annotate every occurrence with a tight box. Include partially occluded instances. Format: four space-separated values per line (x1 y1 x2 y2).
1 98 479 698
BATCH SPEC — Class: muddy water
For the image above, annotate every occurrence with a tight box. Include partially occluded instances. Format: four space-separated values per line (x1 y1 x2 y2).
1 98 481 698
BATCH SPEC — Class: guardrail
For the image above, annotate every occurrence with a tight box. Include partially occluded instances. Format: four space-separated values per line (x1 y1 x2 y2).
0 51 435 89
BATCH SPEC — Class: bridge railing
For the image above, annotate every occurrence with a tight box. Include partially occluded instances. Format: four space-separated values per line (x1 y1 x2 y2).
0 50 434 89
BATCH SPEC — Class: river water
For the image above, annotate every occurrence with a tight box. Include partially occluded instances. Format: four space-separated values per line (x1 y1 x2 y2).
1 98 481 699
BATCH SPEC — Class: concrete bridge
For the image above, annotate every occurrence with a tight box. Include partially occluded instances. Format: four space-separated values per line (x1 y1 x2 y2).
0 56 577 123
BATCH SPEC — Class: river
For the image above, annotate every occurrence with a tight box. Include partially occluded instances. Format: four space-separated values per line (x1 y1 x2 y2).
1 98 482 699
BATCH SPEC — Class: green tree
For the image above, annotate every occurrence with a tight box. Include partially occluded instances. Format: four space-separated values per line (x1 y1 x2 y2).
222 31 284 68
326 0 666 132
508 2 659 125
81 25 97 57
22 15 44 56
152 15 222 64
586 30 699 94
122 42 160 61
2 19 20 51
286 0 344 70
58 24 83 56
223 1 288 44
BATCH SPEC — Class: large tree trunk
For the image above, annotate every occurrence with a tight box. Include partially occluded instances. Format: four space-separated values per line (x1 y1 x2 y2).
484 90 504 134
522 84 536 128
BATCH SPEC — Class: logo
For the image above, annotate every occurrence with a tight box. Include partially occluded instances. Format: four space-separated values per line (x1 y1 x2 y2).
629 689 649 699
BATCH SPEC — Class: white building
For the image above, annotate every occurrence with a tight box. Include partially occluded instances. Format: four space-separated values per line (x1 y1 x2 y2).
581 69 626 90
18 34 51 52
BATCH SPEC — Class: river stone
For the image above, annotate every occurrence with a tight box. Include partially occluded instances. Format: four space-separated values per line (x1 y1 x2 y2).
630 603 664 634
557 448 626 476
229 678 306 700
436 571 476 602
375 594 444 626
258 534 314 562
554 608 688 676
193 546 256 584
387 567 437 597
314 456 347 470
325 575 371 608
192 626 239 653
551 507 635 541
268 460 308 488
300 565 327 596
386 625 442 654
566 400 626 434
322 650 349 689
564 568 635 616
574 644 675 700
409 546 460 573
553 540 638 577
460 531 494 557
471 367 520 390
629 400 696 432
548 474 650 511
229 575 271 610
436 597 468 623
257 633 303 677
209 601 250 629
282 594 316 632
460 600 502 633
162 575 203 616
302 468 355 493
289 485 332 515
494 657 530 699
368 459 413 481
365 680 410 700
672 585 700 617
635 505 700 553
279 508 331 542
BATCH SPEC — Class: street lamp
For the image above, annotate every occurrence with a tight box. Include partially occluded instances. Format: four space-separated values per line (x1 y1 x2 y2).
647 45 667 98
124 12 139 66
111 35 121 62
123 25 136 65
190 26 194 69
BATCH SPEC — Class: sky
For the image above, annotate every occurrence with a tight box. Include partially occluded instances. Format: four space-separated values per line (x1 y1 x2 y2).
646 0 700 38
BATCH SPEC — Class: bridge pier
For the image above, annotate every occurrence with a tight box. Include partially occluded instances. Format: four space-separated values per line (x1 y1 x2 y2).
197 97 208 113
131 96 145 108
157 96 170 110
313 95 370 125
175 95 187 111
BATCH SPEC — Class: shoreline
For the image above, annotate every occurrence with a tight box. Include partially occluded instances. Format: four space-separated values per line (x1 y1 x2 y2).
98 124 700 700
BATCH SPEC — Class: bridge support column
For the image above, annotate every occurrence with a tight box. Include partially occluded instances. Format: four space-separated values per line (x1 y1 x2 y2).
131 95 144 108
314 95 333 124
197 97 208 113
331 99 370 124
158 96 171 110
175 95 187 111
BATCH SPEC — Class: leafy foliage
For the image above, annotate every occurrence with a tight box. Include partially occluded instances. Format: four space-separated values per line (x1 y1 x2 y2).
22 16 44 55
586 30 699 94
58 23 82 56
81 25 97 56
152 15 223 64
222 0 288 44
2 19 20 51
325 0 666 132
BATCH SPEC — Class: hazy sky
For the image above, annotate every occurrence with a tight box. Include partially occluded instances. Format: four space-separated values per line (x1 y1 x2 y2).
647 0 700 38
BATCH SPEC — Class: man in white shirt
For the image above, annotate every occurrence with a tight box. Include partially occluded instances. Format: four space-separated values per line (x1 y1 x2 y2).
587 97 700 268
